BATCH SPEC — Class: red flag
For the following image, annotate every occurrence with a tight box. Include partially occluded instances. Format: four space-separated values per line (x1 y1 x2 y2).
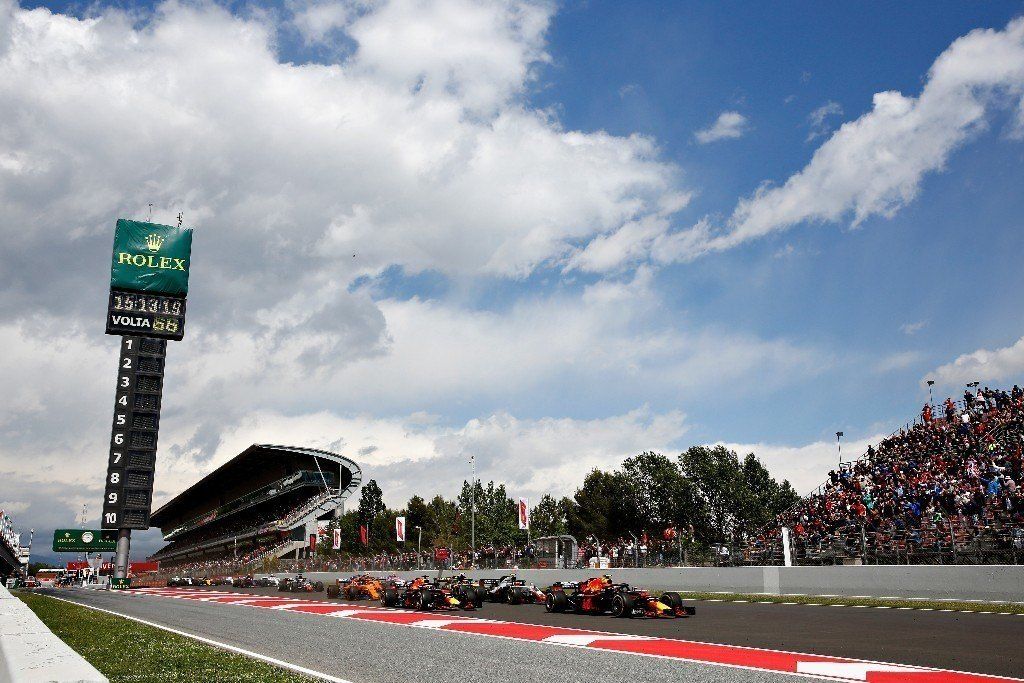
309 534 317 551
359 524 368 546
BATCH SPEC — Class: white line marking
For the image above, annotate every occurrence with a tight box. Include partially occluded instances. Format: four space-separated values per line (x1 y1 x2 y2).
544 634 651 646
44 594 354 683
797 662 922 680
410 619 466 629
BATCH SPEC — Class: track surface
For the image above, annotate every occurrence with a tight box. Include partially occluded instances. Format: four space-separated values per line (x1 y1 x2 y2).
43 585 1024 682
45 587 792 683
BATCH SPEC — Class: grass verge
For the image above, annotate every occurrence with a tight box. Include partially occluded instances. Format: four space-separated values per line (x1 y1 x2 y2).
16 591 318 683
666 590 1024 614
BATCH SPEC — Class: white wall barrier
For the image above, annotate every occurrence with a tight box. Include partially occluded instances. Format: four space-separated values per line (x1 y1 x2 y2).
0 586 107 683
275 565 1024 602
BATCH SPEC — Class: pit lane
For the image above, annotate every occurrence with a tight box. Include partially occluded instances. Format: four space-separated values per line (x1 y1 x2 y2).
47 583 1024 680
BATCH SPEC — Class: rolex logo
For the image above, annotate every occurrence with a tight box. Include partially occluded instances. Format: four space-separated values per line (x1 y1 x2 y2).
145 233 164 252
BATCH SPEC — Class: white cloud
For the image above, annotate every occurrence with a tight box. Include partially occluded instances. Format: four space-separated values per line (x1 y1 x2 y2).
718 433 888 495
873 350 924 373
930 335 1024 386
806 100 843 141
0 0 684 310
186 405 689 509
694 111 749 144
289 0 358 44
636 19 1024 262
900 320 927 335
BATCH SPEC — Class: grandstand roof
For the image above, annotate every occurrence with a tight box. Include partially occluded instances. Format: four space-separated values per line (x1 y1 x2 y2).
150 444 361 528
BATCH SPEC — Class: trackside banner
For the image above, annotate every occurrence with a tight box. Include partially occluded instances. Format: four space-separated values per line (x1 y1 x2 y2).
110 219 193 296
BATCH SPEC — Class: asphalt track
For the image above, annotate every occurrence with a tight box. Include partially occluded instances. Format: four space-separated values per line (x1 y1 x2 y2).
43 585 1024 682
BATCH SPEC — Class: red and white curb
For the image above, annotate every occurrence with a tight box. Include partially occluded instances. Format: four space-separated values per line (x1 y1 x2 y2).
128 588 1021 683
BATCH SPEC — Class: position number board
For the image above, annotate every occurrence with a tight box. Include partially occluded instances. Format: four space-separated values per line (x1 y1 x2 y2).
102 336 166 530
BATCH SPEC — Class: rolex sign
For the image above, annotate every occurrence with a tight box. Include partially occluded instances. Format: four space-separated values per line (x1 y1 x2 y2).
110 219 193 296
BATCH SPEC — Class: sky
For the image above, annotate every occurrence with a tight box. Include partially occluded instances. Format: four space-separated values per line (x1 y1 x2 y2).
3 0 1024 562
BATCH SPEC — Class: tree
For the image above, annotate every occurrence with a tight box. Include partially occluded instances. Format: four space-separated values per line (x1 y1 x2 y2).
568 469 628 540
618 451 697 534
406 495 429 544
531 494 568 537
357 479 386 524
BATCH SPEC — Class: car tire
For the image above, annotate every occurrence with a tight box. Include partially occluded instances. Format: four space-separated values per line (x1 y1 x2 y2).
418 591 433 611
313 581 324 592
545 590 568 613
382 588 398 607
611 593 635 618
661 592 683 611
326 585 339 598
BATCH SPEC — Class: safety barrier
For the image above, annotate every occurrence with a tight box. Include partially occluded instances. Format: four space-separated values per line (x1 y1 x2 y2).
262 564 1024 602
0 585 106 683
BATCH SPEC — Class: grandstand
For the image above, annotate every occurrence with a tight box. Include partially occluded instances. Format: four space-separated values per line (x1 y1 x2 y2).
150 445 361 567
747 386 1024 566
0 509 22 579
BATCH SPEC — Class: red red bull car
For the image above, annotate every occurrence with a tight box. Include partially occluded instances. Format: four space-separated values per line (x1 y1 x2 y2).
544 576 695 618
381 576 482 611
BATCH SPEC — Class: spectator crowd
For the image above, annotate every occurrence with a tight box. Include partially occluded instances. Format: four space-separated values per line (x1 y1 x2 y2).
762 386 1024 562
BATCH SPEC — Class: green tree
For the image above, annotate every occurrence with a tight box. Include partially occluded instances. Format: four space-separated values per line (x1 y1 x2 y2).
357 479 386 524
531 494 568 537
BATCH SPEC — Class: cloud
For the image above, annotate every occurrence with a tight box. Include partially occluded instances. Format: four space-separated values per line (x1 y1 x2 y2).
717 432 888 495
873 350 924 373
806 100 843 141
900 320 927 335
930 335 1024 386
694 111 750 144
181 405 690 509
0 0 685 318
646 19 1024 262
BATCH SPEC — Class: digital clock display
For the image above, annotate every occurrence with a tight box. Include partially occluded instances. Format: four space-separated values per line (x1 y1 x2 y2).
110 292 184 316
106 289 186 341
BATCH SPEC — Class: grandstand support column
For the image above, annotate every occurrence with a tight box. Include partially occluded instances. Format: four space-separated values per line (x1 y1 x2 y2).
113 528 131 579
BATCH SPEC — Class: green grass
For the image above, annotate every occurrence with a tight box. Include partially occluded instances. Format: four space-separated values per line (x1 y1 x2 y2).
16 592 318 683
663 590 1024 614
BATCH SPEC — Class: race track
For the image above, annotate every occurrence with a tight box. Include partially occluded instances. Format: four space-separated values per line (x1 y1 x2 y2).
43 585 1024 683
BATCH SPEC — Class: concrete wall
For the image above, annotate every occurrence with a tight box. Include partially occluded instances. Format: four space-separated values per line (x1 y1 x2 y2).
0 586 107 683
271 565 1024 602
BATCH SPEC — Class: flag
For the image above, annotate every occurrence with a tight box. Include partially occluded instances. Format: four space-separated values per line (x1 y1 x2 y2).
332 528 341 551
308 534 317 551
359 524 368 546
396 516 406 542
518 497 529 530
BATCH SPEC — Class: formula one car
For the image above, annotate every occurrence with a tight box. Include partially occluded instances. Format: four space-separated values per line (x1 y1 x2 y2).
341 574 388 601
233 575 255 589
381 576 481 611
480 575 546 604
278 574 325 593
544 576 695 618
439 574 488 607
255 575 280 587
166 576 193 587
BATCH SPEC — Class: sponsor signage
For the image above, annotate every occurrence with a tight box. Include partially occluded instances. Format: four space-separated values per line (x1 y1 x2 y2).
109 219 192 296
395 516 406 542
106 219 192 341
518 497 529 530
52 529 117 553
109 577 131 590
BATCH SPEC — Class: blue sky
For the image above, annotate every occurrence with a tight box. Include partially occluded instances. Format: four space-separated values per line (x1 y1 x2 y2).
4 0 1024 560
